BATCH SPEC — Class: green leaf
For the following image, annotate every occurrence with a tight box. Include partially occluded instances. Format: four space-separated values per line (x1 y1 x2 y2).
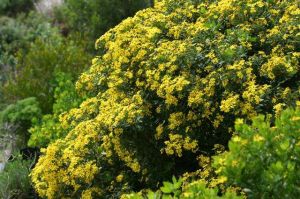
172 176 177 184
161 186 172 194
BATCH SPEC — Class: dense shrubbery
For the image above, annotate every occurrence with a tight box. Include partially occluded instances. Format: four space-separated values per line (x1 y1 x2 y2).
124 181 242 199
125 106 300 198
0 11 59 109
0 154 34 199
0 97 41 147
0 12 58 84
31 0 300 198
3 37 90 113
123 177 242 199
0 97 41 133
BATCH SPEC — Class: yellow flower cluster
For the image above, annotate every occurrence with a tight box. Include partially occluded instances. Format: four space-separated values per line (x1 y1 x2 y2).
260 52 298 80
164 134 198 157
32 0 300 197
220 94 240 113
31 121 101 198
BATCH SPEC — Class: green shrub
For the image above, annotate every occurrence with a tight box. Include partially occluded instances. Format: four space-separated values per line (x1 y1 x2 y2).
31 0 300 198
0 97 41 148
0 4 59 108
0 154 34 199
28 72 84 147
123 178 242 199
214 106 300 198
3 37 91 113
0 12 60 85
0 11 61 122
0 97 41 131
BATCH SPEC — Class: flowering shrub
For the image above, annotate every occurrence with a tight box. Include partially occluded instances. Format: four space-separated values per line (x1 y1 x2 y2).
214 106 300 198
125 106 300 198
32 0 300 198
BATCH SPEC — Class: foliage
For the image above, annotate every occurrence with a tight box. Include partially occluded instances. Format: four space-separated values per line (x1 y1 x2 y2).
31 0 300 198
0 12 59 83
3 37 91 113
124 106 300 199
28 72 84 147
214 106 300 198
0 0 36 16
0 97 41 148
0 11 60 106
160 176 183 197
0 97 41 133
177 180 241 199
122 178 242 199
0 154 34 199
54 0 152 48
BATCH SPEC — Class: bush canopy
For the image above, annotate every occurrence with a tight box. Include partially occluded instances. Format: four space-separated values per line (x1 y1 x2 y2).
32 0 300 198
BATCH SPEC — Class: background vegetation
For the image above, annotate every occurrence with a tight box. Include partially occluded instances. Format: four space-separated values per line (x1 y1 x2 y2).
0 154 34 199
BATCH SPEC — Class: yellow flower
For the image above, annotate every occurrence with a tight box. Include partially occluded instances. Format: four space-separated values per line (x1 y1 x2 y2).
220 94 240 113
291 117 300 121
155 124 164 139
168 112 184 130
253 134 265 142
116 174 124 182
235 118 244 125
232 136 241 142
274 103 285 117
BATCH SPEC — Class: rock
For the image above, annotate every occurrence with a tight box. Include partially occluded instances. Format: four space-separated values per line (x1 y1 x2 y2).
35 0 63 15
